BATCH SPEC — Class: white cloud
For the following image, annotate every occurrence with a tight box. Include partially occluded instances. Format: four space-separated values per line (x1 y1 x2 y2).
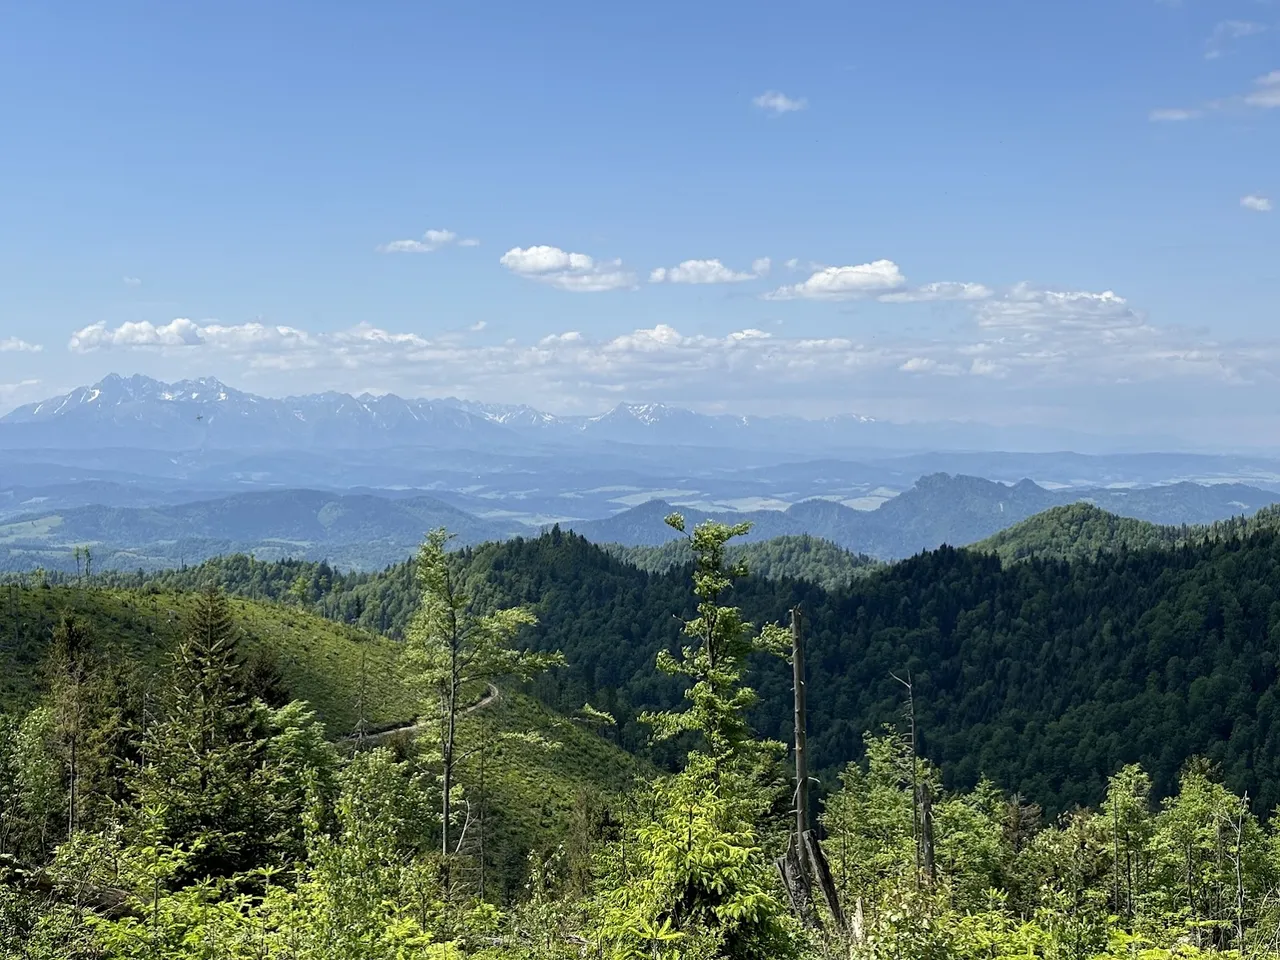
377 228 477 254
68 319 315 353
122 276 142 287
468 320 488 332
969 358 1007 378
500 245 636 292
880 281 994 303
0 379 41 409
1156 70 1280 120
649 259 758 284
1242 194 1273 212
1245 71 1280 109
751 257 771 276
753 90 807 114
45 289 1280 431
975 283 1145 336
0 337 43 353
1206 20 1266 59
764 260 907 301
1149 108 1201 122
784 258 800 271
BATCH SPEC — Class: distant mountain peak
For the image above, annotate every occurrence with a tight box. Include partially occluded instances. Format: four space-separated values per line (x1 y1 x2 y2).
1 372 934 454
592 402 685 425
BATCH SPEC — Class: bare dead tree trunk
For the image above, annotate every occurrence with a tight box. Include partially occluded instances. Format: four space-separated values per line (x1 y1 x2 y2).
1113 793 1121 915
792 608 809 841
893 671 922 887
478 751 486 903
1235 795 1248 951
918 781 936 886
440 573 461 894
779 607 819 928
803 830 847 934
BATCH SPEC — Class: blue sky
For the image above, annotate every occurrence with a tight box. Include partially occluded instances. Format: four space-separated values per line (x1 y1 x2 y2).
0 0 1276 445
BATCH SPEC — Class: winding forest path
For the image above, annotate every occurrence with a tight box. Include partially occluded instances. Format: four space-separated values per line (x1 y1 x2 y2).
339 683 501 745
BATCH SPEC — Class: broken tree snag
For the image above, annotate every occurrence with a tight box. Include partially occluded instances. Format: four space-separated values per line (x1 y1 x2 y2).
852 896 866 947
919 780 936 885
803 829 847 935
792 607 810 840
776 838 820 928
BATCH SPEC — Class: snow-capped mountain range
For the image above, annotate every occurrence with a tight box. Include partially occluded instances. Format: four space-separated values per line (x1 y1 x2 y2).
0 373 890 451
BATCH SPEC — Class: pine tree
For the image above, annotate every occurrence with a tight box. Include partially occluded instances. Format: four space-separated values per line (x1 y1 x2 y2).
134 587 271 881
598 516 801 960
641 514 790 767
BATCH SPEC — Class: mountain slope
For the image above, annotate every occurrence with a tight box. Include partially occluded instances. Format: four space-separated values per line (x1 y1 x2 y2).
0 583 411 733
0 580 643 900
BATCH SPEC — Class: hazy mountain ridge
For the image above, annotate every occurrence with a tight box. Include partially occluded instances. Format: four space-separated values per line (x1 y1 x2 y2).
3 472 1277 574
0 373 1180 454
0 374 887 451
0 374 520 451
0 489 522 572
565 473 1280 557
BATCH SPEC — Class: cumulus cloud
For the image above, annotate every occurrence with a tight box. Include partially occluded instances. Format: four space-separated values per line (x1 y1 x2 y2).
975 284 1146 336
377 228 477 254
764 260 907 301
500 245 636 292
1242 194 1272 212
44 286 1280 430
880 281 994 303
0 337 43 353
751 257 771 276
753 91 807 114
68 320 314 353
1206 20 1266 59
122 276 142 287
649 259 759 284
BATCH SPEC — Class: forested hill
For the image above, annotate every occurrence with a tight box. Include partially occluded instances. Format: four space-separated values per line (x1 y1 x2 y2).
97 525 1280 817
456 530 1280 814
606 533 879 590
975 501 1280 563
78 532 880 627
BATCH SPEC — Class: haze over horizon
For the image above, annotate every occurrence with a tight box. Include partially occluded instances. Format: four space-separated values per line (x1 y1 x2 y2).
2 1 1277 447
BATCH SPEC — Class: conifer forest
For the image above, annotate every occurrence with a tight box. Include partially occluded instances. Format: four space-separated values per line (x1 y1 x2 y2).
5 513 1280 959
